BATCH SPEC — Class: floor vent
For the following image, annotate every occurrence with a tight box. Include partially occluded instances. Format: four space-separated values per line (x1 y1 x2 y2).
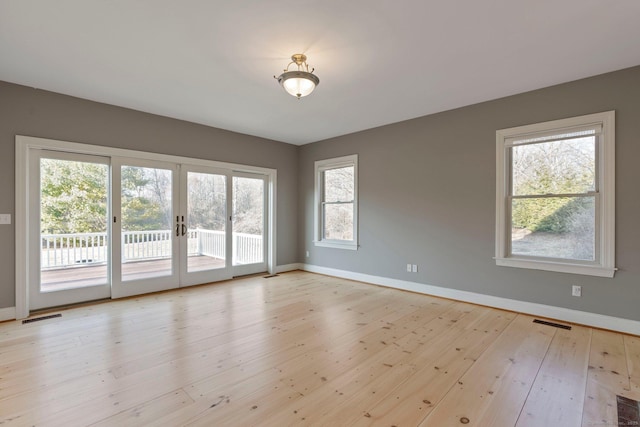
22 313 62 324
263 274 280 278
618 395 640 426
532 319 571 330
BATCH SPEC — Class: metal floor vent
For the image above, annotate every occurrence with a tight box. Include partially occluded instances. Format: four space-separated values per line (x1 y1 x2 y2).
22 313 62 324
263 274 280 279
533 319 571 330
618 395 640 426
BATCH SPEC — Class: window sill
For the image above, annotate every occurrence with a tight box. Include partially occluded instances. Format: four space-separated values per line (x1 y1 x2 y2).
495 257 616 278
314 240 358 250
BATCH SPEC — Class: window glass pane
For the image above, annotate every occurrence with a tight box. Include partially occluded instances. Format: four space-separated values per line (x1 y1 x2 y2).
512 136 595 196
511 196 595 261
324 166 354 202
324 203 354 240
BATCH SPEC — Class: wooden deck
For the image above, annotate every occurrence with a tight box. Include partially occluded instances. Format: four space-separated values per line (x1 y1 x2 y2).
1 271 638 425
41 256 225 292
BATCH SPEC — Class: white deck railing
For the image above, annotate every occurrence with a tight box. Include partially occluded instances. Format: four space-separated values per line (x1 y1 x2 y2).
41 232 108 268
41 229 263 269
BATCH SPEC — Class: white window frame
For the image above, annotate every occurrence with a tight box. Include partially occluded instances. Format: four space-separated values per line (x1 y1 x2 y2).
495 111 615 277
314 154 358 250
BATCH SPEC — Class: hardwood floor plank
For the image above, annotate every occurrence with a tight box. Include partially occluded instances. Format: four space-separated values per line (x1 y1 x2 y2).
148 297 454 425
418 314 556 427
625 335 640 395
582 329 634 427
269 304 478 421
84 389 193 427
515 325 591 427
183 293 445 401
323 306 514 425
349 306 516 426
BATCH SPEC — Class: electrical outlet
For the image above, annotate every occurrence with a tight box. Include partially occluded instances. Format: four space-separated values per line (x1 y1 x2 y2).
407 264 412 272
572 285 582 297
306 251 310 257
412 264 418 273
0 214 11 225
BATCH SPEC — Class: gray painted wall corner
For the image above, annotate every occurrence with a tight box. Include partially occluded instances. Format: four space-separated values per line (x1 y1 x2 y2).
298 65 640 322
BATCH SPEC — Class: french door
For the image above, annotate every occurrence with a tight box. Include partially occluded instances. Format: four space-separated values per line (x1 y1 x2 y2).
231 173 268 277
179 166 232 287
111 158 182 298
28 149 270 310
30 151 112 310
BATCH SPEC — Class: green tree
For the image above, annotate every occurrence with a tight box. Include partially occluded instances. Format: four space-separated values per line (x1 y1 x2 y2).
40 159 108 234
511 136 595 233
233 177 264 235
187 172 226 231
121 166 168 231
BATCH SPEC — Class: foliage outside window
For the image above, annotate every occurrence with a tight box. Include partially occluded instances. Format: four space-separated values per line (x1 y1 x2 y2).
40 158 108 234
41 164 262 237
495 111 615 277
314 155 358 250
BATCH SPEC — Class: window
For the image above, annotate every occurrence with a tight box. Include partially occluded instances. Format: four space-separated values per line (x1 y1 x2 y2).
315 155 358 250
495 111 615 277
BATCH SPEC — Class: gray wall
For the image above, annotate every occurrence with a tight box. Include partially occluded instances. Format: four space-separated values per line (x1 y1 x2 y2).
299 65 640 322
0 81 298 309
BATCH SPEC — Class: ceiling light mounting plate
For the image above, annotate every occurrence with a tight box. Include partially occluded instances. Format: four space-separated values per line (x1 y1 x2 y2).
291 53 307 67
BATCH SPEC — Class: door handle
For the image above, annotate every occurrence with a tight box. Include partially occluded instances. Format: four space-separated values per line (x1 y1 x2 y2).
181 224 187 236
176 223 180 237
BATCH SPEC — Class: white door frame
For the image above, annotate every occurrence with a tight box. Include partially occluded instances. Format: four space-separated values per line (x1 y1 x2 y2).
28 150 112 310
15 135 277 319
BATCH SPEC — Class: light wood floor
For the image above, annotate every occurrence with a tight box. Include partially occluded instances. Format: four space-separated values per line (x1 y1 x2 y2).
1 271 638 426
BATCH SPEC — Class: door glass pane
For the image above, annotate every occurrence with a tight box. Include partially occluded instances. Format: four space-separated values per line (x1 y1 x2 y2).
232 177 264 265
187 172 226 272
121 165 173 281
40 158 109 292
511 196 595 261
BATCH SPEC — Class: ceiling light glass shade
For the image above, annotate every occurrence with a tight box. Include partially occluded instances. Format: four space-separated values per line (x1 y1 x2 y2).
278 71 319 99
275 54 320 99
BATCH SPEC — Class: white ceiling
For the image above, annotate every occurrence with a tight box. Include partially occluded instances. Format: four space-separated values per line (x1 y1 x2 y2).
1 1 639 145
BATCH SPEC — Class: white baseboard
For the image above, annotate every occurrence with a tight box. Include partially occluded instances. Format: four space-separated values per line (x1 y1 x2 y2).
275 263 303 274
302 264 640 336
0 306 16 322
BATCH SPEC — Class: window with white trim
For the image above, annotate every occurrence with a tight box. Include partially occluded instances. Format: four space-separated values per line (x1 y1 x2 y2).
495 111 615 277
314 155 358 250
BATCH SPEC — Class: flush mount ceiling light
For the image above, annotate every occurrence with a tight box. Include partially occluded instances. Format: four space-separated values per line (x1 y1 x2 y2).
275 54 319 99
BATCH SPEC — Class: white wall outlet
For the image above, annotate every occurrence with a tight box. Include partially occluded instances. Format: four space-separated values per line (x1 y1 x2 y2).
572 285 582 297
0 214 11 225
407 263 412 272
412 264 418 273
306 251 310 257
